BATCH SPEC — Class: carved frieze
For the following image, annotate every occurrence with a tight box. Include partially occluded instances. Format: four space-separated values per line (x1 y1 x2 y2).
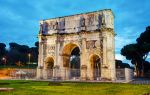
48 46 55 50
86 40 97 49
47 45 55 56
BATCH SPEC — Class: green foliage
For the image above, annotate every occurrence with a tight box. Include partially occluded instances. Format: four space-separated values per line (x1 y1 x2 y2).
137 26 150 44
121 26 150 77
0 43 6 57
0 42 38 67
121 44 140 61
121 26 150 61
30 47 38 63
35 41 39 47
136 26 150 58
115 60 131 69
0 43 7 64
7 42 30 65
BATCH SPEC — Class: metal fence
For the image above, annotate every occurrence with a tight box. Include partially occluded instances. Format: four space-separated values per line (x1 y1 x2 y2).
2 68 150 84
7 69 36 80
1 68 124 81
47 69 82 80
41 68 109 81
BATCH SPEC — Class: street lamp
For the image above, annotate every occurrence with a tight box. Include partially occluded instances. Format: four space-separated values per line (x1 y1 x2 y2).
28 53 31 64
28 53 31 78
2 57 6 67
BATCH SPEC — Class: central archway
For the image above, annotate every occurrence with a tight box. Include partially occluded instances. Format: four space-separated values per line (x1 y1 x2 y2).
62 43 80 79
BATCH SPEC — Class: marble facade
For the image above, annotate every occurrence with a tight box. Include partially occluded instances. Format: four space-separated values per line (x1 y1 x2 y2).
37 9 116 81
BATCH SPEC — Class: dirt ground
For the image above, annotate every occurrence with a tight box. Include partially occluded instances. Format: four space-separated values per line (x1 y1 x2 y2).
0 69 13 79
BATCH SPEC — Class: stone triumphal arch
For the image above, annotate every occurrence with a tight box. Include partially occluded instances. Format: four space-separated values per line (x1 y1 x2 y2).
37 9 116 81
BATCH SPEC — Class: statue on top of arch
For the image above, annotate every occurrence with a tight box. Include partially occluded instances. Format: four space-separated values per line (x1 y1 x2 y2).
39 21 49 34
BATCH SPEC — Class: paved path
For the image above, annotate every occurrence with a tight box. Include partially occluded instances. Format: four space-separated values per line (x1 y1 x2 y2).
0 88 14 91
130 78 150 84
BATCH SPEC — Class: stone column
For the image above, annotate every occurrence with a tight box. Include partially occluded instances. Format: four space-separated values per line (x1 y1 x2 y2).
110 33 116 81
37 41 44 79
60 55 70 80
55 39 59 66
36 66 43 79
101 31 109 80
55 39 64 80
80 38 87 80
81 65 87 80
42 42 47 79
102 32 107 65
53 65 59 79
101 30 116 81
43 68 48 79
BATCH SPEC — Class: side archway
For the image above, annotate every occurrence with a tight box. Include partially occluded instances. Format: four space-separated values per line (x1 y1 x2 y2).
90 54 101 80
45 57 54 78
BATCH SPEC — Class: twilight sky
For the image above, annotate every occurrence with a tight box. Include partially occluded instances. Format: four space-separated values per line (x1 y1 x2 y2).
0 0 150 62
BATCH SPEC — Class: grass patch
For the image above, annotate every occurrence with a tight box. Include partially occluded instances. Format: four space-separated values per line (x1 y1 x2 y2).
0 83 10 85
48 82 62 86
0 80 149 95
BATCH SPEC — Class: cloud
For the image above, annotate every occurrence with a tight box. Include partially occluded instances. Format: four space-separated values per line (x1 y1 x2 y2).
115 36 133 51
0 0 150 51
115 54 125 61
147 54 150 59
115 26 145 54
0 0 40 46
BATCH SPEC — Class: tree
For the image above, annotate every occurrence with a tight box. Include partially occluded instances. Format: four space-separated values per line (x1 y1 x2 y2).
0 43 7 65
142 60 150 73
0 43 6 57
35 41 39 48
115 60 131 69
121 26 150 77
7 48 21 65
121 44 142 77
30 47 38 63
137 26 150 60
7 42 30 66
0 42 39 67
29 41 39 63
136 26 150 76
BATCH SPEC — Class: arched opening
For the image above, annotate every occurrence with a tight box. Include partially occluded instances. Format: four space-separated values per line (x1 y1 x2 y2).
70 47 80 78
90 55 101 80
45 57 54 78
62 43 80 79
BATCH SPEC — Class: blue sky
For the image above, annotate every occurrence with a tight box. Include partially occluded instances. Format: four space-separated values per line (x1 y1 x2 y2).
0 0 150 62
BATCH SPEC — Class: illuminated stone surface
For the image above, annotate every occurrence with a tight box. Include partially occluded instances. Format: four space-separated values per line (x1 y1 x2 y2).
37 9 116 81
